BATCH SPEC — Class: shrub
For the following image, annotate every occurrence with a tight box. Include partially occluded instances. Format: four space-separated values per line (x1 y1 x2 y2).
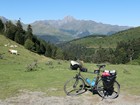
26 60 38 71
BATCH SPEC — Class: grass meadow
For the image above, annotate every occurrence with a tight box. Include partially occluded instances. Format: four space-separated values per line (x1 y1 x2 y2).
0 59 140 99
0 35 140 99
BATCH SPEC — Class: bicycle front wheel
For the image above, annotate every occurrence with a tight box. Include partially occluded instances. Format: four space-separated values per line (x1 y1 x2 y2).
97 79 120 99
64 77 85 96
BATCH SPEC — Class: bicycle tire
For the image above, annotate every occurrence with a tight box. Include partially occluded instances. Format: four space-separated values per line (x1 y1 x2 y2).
64 77 85 96
97 79 120 99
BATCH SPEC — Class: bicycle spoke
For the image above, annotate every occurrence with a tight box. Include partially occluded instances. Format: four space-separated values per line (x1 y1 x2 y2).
64 77 85 96
97 80 120 99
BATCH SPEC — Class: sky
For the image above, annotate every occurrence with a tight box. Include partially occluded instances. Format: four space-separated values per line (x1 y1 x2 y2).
0 0 140 27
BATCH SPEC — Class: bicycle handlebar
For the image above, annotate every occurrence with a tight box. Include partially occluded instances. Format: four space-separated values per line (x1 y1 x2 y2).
96 64 106 69
77 64 106 74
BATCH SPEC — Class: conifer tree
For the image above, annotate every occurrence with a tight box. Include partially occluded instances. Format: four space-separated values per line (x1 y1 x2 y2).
15 20 25 44
45 44 52 57
26 24 33 40
0 19 4 34
16 20 23 32
5 21 17 40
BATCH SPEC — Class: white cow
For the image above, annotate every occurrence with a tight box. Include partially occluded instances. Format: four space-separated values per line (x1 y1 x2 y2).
9 49 18 55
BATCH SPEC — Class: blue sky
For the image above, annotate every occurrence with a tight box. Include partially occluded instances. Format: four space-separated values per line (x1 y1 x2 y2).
0 0 140 26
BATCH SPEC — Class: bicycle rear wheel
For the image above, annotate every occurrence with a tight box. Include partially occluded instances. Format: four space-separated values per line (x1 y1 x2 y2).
64 77 85 96
97 79 120 99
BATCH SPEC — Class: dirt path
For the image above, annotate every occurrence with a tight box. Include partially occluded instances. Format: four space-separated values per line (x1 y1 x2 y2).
0 90 140 105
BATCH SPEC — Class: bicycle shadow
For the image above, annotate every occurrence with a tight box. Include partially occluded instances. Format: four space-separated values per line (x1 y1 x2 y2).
84 86 99 95
84 86 119 99
88 87 98 95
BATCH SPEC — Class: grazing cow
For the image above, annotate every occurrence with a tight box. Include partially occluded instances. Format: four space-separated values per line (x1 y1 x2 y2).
9 49 18 55
10 45 18 48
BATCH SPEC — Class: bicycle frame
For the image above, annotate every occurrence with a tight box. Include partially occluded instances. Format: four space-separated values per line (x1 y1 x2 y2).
74 65 105 90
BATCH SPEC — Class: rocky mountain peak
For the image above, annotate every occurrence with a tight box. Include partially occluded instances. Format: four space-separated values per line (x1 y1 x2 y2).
63 16 76 23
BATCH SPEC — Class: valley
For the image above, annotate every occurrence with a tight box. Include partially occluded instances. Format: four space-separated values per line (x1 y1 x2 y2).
0 16 140 105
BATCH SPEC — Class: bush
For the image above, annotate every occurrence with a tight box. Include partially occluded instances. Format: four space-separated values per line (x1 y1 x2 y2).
24 39 34 50
0 53 4 59
26 60 38 71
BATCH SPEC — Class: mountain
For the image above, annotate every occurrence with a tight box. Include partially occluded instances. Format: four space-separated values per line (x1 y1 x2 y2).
0 16 131 43
60 26 140 48
29 16 130 42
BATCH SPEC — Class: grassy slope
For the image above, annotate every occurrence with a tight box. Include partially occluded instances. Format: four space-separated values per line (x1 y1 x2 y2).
0 35 140 99
0 35 49 63
68 26 140 48
0 35 51 98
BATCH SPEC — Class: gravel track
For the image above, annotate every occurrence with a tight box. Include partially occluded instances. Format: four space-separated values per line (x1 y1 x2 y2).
0 90 140 105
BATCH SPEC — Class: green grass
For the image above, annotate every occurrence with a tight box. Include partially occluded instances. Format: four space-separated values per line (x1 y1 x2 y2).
0 60 140 99
0 60 73 98
104 64 140 95
0 35 140 99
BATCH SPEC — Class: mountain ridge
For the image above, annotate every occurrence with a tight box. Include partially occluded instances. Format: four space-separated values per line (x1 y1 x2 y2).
61 26 140 48
29 16 131 42
0 16 131 43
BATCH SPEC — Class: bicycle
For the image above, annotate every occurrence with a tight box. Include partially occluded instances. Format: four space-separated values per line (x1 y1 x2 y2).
64 64 120 99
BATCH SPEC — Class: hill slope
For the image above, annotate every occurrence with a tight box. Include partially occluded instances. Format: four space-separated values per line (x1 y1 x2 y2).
0 35 140 100
63 26 140 48
0 35 49 64
0 35 52 99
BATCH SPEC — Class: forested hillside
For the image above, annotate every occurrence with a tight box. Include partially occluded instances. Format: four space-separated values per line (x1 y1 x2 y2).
59 27 140 64
64 26 140 48
1 18 140 65
0 19 64 59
